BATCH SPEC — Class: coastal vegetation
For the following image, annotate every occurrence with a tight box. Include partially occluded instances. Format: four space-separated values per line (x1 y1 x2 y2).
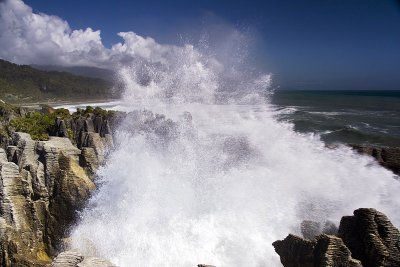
0 102 117 146
0 59 117 103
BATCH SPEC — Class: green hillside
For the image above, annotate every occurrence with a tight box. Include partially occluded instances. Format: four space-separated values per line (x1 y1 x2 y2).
0 59 117 103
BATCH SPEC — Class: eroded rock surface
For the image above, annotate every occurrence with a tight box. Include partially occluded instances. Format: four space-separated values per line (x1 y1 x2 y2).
51 250 116 267
0 129 112 266
274 208 400 267
273 234 362 267
338 208 400 267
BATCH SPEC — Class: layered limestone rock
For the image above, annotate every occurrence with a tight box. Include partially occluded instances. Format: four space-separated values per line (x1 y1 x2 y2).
338 208 400 267
273 234 362 267
51 250 116 267
54 113 115 167
0 130 112 266
274 208 400 267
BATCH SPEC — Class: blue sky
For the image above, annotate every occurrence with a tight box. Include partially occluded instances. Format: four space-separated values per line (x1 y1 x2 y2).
7 0 400 89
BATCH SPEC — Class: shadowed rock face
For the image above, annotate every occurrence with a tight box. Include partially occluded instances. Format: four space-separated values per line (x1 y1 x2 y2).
274 208 400 267
0 129 112 266
338 208 400 267
273 234 362 267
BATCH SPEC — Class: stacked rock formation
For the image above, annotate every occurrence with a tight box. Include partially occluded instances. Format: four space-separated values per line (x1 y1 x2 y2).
0 110 114 266
273 208 400 267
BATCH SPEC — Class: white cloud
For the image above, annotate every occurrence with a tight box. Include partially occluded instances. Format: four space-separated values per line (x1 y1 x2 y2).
0 0 181 68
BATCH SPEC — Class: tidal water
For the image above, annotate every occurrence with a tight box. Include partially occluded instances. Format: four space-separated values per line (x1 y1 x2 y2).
64 45 400 266
272 90 400 147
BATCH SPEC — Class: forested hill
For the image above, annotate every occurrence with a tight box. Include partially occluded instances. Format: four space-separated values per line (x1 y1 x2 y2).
0 59 117 103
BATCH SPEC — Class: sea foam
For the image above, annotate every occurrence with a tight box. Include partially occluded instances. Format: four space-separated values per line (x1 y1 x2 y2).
70 39 400 267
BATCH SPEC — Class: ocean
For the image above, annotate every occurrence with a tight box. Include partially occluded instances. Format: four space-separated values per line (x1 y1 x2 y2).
66 87 400 265
50 44 400 266
271 90 400 147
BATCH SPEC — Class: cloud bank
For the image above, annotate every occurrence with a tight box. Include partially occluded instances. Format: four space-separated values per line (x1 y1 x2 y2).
0 0 181 69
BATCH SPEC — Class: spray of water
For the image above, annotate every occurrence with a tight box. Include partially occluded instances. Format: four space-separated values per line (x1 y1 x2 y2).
70 37 400 266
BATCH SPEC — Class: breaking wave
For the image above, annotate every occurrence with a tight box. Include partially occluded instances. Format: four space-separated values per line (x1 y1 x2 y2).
70 39 400 266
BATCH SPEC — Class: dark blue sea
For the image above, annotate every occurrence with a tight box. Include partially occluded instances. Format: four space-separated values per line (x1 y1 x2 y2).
271 90 400 147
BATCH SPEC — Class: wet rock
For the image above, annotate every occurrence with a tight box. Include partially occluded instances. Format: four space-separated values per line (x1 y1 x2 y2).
273 234 362 267
275 208 400 267
52 250 116 267
51 250 84 267
314 235 363 267
350 144 400 175
273 234 315 267
338 208 400 267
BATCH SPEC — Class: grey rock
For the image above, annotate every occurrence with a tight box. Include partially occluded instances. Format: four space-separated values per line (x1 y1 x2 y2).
273 234 362 267
338 208 400 267
52 250 116 267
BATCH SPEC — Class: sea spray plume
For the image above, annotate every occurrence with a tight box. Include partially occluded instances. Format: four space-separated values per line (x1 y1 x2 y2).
119 44 221 106
70 37 400 266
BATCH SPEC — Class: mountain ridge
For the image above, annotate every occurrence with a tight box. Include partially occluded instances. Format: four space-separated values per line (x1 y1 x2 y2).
0 59 119 103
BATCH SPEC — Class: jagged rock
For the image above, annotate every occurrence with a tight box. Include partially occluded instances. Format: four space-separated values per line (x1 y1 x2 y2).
0 148 7 161
80 147 99 176
56 118 68 137
273 234 362 267
0 148 52 267
52 250 116 267
51 250 84 266
76 131 113 165
338 208 400 267
275 208 400 267
0 104 117 265
314 235 362 267
273 234 315 267
93 116 103 133
351 144 400 175
36 137 94 255
0 134 99 266
101 120 112 136
84 117 95 133
6 145 18 163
